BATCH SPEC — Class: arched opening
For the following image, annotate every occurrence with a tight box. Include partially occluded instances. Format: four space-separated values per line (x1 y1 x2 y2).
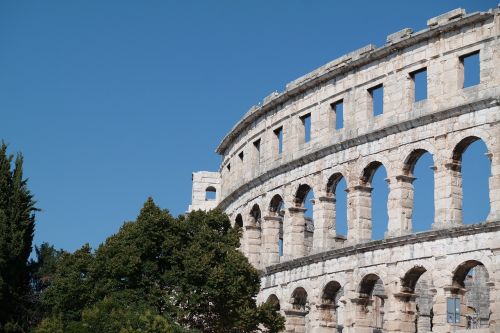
235 214 243 229
403 149 434 232
400 266 434 332
326 173 348 240
294 184 314 254
450 260 491 330
356 274 386 331
205 186 216 201
284 287 309 333
362 161 389 240
266 294 281 312
246 204 262 268
319 281 344 331
291 287 308 311
269 194 285 259
452 137 490 224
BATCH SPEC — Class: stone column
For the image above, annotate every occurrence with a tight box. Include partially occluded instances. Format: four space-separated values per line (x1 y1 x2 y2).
284 310 308 333
489 247 500 333
245 225 261 269
346 185 373 244
433 161 462 229
386 175 415 238
350 297 374 333
312 304 338 333
312 196 335 253
488 150 500 222
388 292 418 333
261 216 281 267
283 207 307 260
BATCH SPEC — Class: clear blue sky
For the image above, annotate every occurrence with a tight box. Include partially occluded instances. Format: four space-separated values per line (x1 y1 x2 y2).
0 0 495 252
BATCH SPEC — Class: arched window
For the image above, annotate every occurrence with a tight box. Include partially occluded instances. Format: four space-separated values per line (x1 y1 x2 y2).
356 274 386 331
361 162 389 240
205 186 216 201
452 137 490 224
320 281 344 330
326 173 348 238
235 214 243 228
451 260 491 329
269 194 285 258
403 149 434 232
295 184 314 253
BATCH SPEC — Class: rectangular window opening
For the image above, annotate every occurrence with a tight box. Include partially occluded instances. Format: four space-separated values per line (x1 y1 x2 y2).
411 68 427 102
461 51 480 88
332 100 344 129
253 139 261 163
369 84 384 116
274 127 283 155
300 113 311 143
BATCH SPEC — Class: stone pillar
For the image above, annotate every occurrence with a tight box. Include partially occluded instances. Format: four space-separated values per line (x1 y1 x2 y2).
386 175 415 238
283 207 307 260
312 196 335 253
245 225 261 269
490 247 500 333
350 297 374 333
433 161 462 229
488 150 500 222
346 185 373 244
284 310 308 333
311 304 337 333
261 216 281 267
388 292 418 333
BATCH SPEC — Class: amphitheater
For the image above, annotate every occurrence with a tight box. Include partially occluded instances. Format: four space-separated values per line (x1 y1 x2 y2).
189 7 500 333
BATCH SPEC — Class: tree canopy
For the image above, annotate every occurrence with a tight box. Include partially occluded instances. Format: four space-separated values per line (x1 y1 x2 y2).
0 143 38 332
37 198 284 332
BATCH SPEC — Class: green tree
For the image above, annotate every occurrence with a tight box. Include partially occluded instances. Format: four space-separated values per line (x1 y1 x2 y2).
38 198 284 332
40 244 94 323
0 143 38 332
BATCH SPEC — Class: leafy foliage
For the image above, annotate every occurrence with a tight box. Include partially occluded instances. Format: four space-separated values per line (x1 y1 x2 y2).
37 198 284 332
0 143 38 332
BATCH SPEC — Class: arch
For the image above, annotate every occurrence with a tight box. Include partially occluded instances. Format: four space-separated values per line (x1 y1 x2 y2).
294 183 312 207
451 260 491 329
249 203 262 226
452 260 488 288
235 214 243 228
360 161 389 240
266 294 281 311
322 280 342 304
326 172 348 238
401 149 435 232
319 281 344 330
326 172 345 195
356 273 386 331
453 137 491 224
401 265 427 292
358 273 384 296
205 186 217 201
269 194 285 215
452 136 486 163
361 161 384 185
291 287 308 311
403 149 433 176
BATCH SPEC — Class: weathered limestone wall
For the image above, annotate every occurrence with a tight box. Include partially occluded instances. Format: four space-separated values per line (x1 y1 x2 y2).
188 171 220 212
257 223 500 333
188 6 500 333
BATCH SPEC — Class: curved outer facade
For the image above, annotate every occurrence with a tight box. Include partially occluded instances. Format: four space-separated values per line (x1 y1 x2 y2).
190 7 500 333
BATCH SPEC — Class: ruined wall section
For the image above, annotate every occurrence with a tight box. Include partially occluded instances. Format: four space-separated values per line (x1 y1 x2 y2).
216 8 499 218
